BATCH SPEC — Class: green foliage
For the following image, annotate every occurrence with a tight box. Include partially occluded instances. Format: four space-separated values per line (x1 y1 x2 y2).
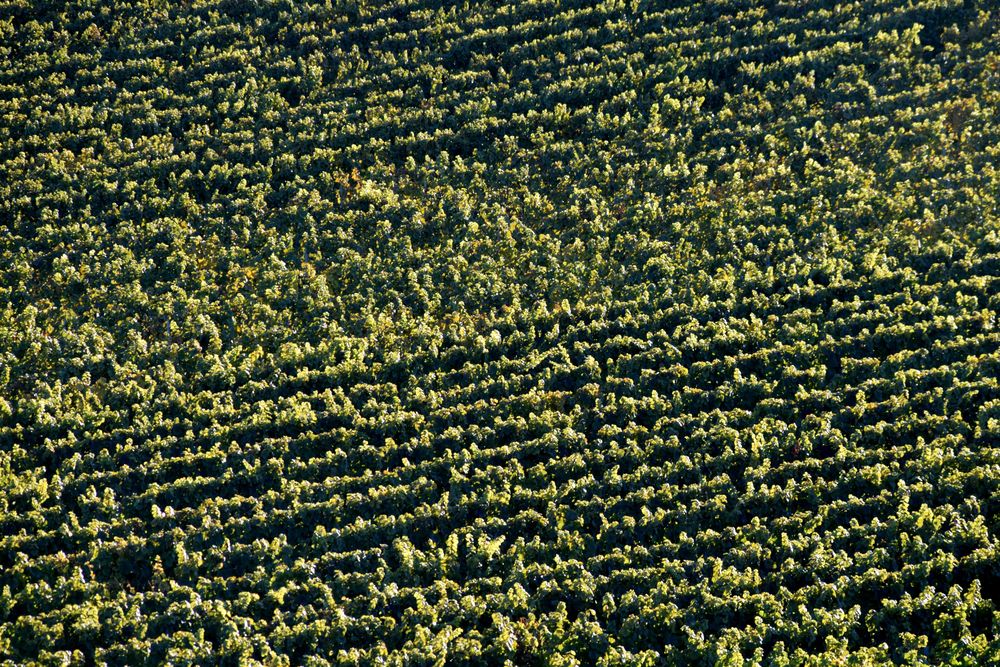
2 0 1000 664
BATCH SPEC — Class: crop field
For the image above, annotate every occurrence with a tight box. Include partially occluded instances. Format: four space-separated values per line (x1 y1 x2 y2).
2 0 1000 664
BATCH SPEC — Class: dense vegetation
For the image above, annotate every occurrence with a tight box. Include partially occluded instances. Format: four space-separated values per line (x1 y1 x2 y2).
2 0 1000 664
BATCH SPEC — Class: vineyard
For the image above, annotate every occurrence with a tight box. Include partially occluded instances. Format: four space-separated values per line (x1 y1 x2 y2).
2 0 1000 664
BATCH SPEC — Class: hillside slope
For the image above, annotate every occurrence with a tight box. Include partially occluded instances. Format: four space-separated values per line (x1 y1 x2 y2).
2 0 1000 664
